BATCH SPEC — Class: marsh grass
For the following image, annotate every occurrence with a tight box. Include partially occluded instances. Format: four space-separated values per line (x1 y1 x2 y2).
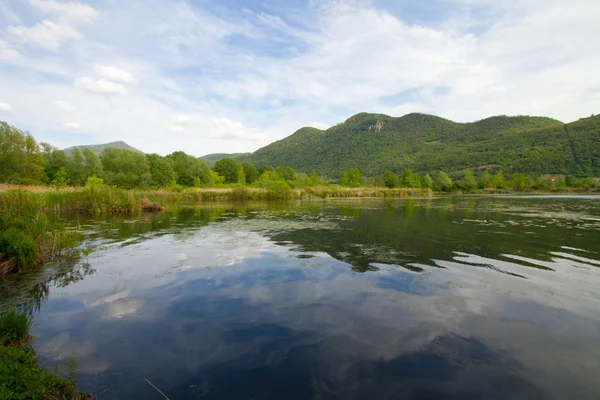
0 310 95 399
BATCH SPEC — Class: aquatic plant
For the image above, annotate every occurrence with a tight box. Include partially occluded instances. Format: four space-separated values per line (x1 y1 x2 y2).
0 310 95 399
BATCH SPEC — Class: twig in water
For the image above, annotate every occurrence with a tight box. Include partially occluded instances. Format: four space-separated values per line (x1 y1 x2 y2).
145 378 171 400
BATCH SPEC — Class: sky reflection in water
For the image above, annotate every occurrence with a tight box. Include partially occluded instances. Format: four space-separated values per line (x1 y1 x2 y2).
8 196 600 399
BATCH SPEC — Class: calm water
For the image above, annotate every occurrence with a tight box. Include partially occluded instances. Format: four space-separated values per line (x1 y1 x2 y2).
2 196 600 399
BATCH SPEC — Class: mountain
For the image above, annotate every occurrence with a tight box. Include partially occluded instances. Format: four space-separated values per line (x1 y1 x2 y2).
237 112 600 177
197 153 247 168
62 141 143 157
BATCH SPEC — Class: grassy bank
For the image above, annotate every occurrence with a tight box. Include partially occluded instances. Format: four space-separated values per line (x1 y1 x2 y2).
0 310 94 399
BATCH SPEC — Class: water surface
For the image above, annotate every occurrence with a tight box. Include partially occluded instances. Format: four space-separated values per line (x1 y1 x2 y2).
2 196 600 399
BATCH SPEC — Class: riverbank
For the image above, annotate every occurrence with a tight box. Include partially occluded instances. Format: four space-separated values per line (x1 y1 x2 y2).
0 310 94 399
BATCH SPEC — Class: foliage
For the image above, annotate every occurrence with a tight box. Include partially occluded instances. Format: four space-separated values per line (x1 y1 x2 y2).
236 112 600 177
50 167 69 187
147 153 176 187
401 169 421 188
384 170 398 188
100 148 151 189
0 311 94 399
0 310 30 346
421 174 434 189
434 172 453 192
241 162 259 184
213 158 240 183
167 151 210 187
237 165 246 185
0 228 39 268
0 122 46 185
340 168 364 187
459 170 477 191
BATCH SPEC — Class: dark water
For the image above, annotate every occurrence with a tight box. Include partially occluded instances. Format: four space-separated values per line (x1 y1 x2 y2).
2 196 600 400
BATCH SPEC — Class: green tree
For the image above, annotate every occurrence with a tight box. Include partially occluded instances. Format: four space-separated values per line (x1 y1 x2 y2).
460 170 477 191
383 170 398 188
434 171 453 192
401 169 420 188
44 148 70 183
213 158 240 184
100 148 151 189
310 170 322 186
146 154 176 187
168 151 210 187
0 122 46 184
491 171 506 189
241 162 259 184
209 170 225 186
51 167 69 187
237 165 246 185
276 166 296 181
478 170 492 189
82 148 101 182
421 173 434 189
510 172 527 190
340 168 363 187
68 148 85 186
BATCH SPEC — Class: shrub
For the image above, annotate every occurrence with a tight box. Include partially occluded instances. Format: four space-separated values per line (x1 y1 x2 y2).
0 228 39 268
0 311 31 346
266 181 293 200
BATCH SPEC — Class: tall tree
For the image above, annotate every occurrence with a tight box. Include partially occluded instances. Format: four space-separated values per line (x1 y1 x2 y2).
213 158 239 184
167 151 210 187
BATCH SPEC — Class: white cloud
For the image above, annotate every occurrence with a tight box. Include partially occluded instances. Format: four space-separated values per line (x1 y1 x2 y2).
209 117 267 141
171 114 192 124
93 65 136 84
0 39 21 60
0 0 598 156
63 122 80 129
54 100 74 111
74 77 127 95
6 20 82 50
28 0 98 23
0 102 13 112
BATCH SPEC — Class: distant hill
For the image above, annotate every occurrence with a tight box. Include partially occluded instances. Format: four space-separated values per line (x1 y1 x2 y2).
197 153 247 168
63 141 143 157
236 112 600 177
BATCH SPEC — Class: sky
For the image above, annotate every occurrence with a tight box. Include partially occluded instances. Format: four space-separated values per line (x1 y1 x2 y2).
0 0 599 156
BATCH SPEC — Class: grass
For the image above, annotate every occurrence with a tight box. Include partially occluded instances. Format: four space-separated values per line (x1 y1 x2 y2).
0 310 94 400
0 184 430 276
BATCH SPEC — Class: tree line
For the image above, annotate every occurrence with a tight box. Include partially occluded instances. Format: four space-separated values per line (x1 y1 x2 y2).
338 167 599 191
1 121 598 191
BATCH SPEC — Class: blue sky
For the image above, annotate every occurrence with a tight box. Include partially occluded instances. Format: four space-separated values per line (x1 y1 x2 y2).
0 0 598 156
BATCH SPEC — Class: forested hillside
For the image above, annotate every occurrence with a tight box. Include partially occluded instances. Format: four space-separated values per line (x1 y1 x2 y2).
63 141 143 157
197 153 246 168
238 113 600 178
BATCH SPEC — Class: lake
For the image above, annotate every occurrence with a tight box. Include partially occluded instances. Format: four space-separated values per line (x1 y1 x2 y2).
1 195 600 399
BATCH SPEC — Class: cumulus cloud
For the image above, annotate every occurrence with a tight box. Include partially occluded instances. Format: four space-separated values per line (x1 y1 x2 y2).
0 39 21 60
54 100 74 111
93 65 137 84
6 20 82 51
28 0 98 23
63 122 81 129
0 102 13 112
209 117 267 141
74 77 127 95
171 114 192 124
0 0 598 155
169 125 185 133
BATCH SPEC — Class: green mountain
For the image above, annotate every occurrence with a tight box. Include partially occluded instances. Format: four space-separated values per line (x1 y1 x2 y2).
238 112 600 177
62 141 143 157
197 153 247 168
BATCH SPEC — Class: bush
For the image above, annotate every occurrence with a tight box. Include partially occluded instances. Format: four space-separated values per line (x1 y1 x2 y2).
0 228 38 268
266 181 293 200
0 311 31 346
